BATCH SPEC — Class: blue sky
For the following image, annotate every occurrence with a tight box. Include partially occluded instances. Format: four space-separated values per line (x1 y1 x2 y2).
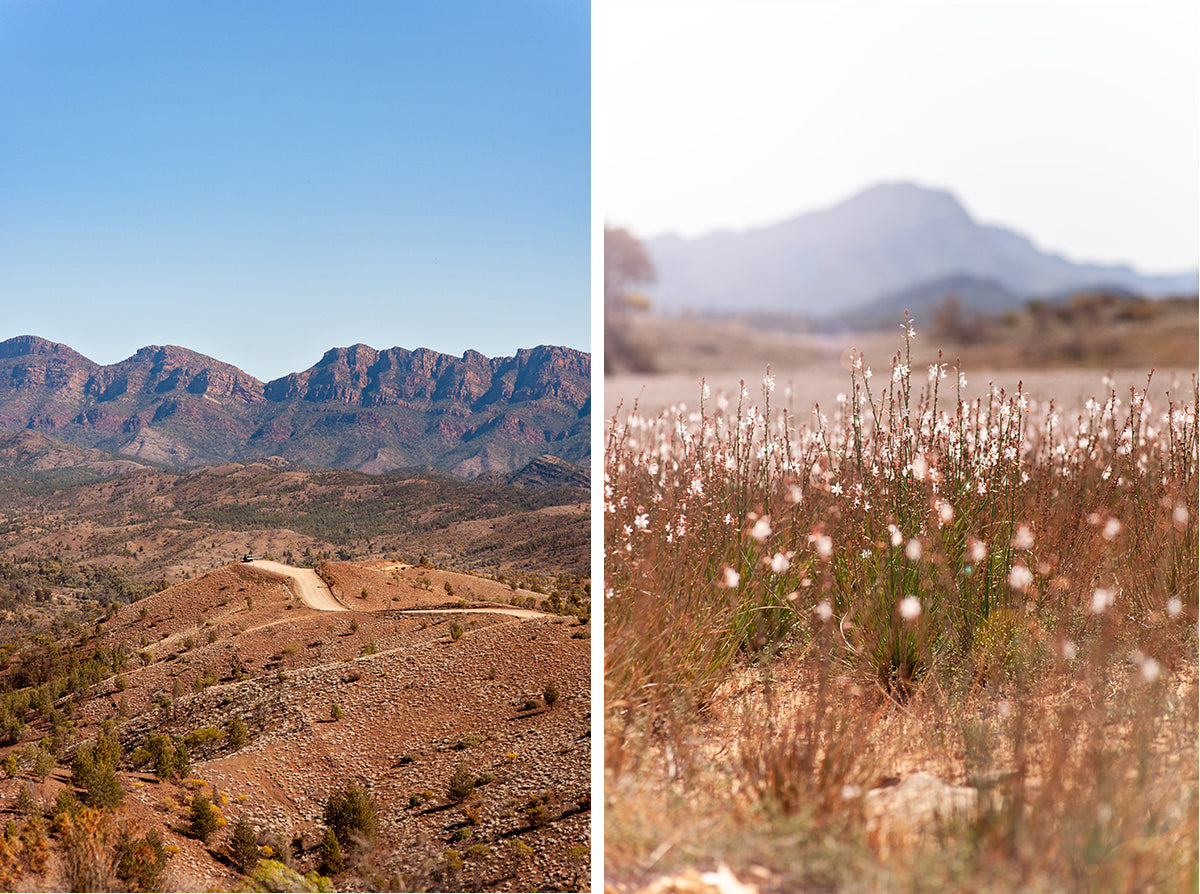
0 0 589 381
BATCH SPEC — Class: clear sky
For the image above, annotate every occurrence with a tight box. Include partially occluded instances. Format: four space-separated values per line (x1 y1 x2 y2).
597 0 1199 274
0 0 589 381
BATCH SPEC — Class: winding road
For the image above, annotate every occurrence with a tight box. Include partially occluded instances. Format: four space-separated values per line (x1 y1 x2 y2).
247 560 550 620
246 560 347 611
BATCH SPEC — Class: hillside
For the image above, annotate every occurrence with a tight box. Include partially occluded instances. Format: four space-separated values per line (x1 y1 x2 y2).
0 557 589 891
0 436 589 581
644 182 1198 316
0 338 590 478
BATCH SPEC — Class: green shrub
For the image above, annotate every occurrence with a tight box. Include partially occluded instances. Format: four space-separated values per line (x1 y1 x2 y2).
53 787 77 817
15 783 34 817
323 783 377 851
330 704 343 722
447 763 474 803
228 815 260 873
507 838 533 859
227 717 248 750
115 826 167 891
243 859 332 892
189 792 218 842
318 826 344 875
543 680 560 707
87 765 124 809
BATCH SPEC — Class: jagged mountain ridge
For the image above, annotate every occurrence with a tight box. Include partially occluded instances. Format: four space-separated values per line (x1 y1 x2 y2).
0 336 589 477
645 182 1199 315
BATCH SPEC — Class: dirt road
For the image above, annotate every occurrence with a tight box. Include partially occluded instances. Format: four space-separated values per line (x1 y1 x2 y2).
397 607 548 620
247 560 347 612
247 560 552 620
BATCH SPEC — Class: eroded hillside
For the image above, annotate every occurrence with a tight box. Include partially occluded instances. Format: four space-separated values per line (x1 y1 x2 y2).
0 559 590 891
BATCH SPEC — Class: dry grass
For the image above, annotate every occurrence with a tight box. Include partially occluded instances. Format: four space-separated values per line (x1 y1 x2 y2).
605 319 1198 892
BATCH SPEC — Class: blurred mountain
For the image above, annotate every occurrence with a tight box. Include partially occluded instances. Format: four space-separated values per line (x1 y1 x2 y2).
645 182 1198 316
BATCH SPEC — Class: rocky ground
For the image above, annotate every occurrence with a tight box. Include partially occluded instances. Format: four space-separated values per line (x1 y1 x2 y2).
0 560 590 891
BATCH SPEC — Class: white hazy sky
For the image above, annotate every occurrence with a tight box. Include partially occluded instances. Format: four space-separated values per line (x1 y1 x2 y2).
596 0 1199 273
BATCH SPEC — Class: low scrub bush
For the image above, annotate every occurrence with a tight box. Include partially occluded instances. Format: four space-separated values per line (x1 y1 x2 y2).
323 783 377 852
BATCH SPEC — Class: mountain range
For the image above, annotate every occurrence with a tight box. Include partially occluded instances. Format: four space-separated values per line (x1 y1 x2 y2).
0 336 589 478
645 182 1198 316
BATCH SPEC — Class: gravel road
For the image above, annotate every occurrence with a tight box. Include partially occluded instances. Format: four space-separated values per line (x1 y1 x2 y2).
246 560 347 611
397 607 548 620
249 560 551 620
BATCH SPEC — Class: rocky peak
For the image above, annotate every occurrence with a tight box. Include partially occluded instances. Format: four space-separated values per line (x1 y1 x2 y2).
0 337 590 477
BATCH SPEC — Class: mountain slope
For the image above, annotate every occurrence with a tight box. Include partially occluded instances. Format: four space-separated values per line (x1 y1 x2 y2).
0 337 590 477
646 182 1198 315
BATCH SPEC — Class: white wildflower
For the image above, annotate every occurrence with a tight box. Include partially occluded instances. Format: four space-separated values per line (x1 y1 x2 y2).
898 595 922 621
721 567 741 589
1008 563 1033 591
1012 524 1034 550
937 500 954 524
1101 517 1121 541
814 534 834 560
815 600 833 622
967 538 987 564
768 553 790 574
1167 596 1182 618
912 454 928 480
634 513 650 530
1090 587 1114 614
749 516 772 542
905 538 922 561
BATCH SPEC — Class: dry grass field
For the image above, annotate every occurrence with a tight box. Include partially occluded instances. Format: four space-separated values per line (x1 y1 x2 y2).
604 312 1197 893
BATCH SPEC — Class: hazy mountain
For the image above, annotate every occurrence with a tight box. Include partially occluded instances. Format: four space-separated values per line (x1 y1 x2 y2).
840 273 1023 329
645 182 1198 316
0 336 589 477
